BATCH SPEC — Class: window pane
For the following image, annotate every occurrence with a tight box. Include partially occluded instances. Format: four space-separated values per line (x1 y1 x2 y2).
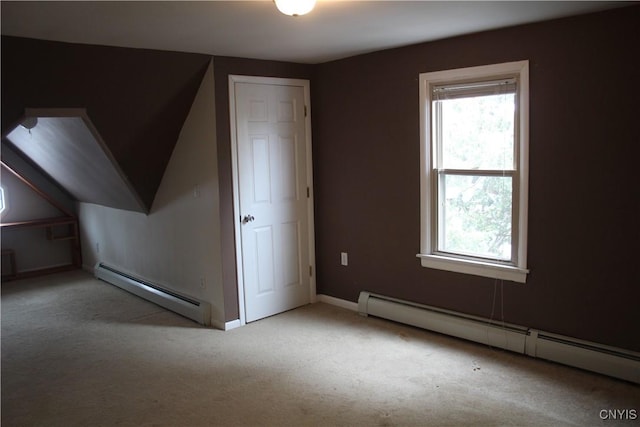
440 174 512 261
438 93 515 170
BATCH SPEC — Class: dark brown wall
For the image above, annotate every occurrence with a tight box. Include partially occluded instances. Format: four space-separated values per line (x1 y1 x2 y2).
213 56 314 321
1 37 210 210
312 6 640 351
3 8 637 349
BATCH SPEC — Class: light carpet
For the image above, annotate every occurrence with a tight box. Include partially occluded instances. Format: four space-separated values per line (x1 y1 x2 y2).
2 270 638 426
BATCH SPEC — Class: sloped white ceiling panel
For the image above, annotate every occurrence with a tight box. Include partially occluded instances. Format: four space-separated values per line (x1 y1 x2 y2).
6 109 146 213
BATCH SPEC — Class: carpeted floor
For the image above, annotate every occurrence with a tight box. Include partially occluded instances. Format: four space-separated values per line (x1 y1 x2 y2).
1 270 638 426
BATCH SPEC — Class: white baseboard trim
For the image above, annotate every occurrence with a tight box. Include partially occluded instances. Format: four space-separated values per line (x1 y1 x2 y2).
224 319 242 331
316 294 358 312
212 318 242 331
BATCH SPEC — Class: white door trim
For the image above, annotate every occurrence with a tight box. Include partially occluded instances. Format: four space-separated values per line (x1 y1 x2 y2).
228 75 316 326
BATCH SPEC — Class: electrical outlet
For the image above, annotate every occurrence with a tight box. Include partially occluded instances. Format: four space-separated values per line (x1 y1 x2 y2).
193 185 201 198
341 252 348 266
200 277 206 288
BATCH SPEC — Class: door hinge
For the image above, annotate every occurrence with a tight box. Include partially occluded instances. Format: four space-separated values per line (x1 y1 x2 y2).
304 105 308 117
307 187 310 198
309 266 313 277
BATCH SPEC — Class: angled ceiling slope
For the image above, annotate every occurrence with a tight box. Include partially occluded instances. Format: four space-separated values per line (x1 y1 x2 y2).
5 109 146 213
1 36 211 211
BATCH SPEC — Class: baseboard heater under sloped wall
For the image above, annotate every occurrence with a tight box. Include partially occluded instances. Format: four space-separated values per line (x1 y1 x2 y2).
358 291 640 384
94 263 211 326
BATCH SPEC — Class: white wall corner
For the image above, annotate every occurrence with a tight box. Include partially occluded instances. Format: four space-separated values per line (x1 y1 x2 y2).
77 59 225 324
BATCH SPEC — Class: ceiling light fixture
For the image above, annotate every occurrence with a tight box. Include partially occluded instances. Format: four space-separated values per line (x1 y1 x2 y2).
274 0 316 16
20 117 38 135
20 117 38 130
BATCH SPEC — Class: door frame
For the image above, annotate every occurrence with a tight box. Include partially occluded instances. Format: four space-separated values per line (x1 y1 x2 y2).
228 75 316 326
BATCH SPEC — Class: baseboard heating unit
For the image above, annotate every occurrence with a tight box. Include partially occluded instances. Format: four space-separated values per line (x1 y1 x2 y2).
95 262 211 326
358 291 640 384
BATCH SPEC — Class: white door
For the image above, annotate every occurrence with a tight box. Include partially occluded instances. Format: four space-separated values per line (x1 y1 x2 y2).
232 79 312 323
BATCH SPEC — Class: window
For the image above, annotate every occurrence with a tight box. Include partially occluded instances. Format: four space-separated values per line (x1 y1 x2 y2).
418 61 529 283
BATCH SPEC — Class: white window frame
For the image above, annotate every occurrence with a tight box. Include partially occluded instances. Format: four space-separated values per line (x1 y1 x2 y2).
417 61 530 283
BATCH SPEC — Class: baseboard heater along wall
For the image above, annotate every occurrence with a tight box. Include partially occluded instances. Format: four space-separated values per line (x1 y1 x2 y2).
94 262 211 326
358 291 640 384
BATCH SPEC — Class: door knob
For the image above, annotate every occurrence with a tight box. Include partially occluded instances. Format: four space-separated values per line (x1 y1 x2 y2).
242 215 255 224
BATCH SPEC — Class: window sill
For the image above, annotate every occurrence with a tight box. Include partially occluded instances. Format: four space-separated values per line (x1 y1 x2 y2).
416 254 528 283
